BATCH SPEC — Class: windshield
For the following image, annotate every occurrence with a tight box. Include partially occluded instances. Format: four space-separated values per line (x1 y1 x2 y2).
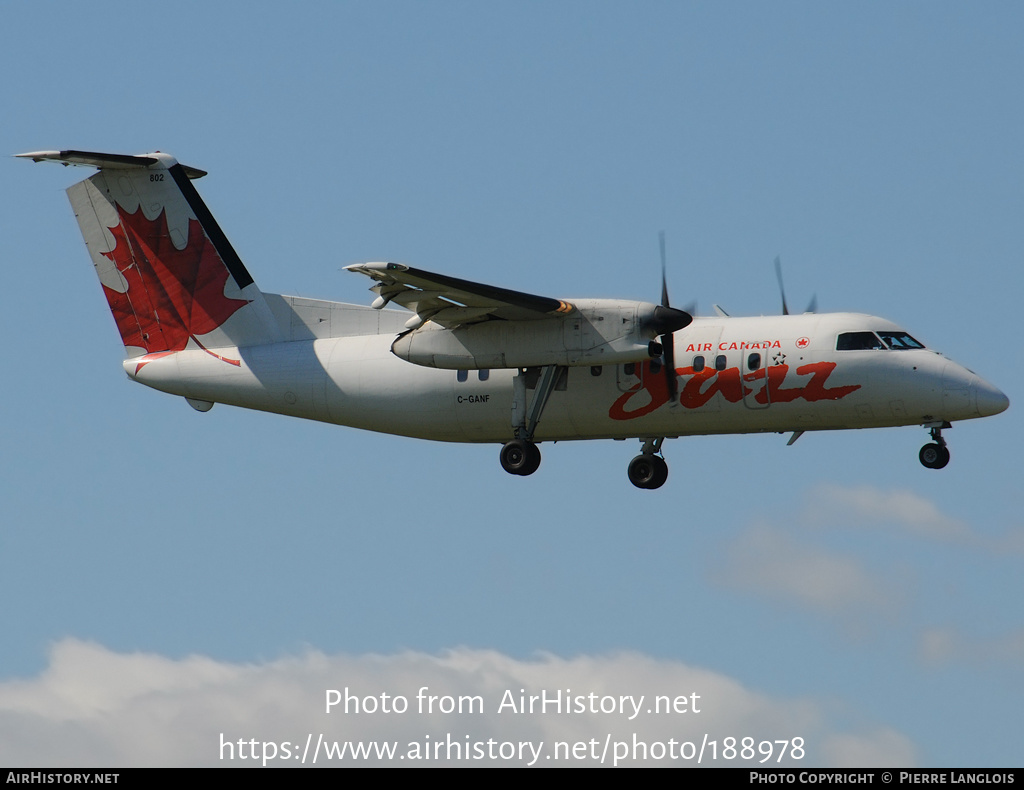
836 331 885 350
837 330 926 351
877 331 925 350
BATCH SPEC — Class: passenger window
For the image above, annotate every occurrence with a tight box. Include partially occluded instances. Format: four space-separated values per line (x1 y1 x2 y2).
715 355 727 371
456 369 468 382
478 369 489 381
649 359 662 374
836 332 885 351
591 366 602 377
693 355 705 372
624 362 636 376
747 353 761 371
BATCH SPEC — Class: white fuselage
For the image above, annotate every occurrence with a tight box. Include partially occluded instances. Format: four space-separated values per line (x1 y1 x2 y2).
123 302 1005 444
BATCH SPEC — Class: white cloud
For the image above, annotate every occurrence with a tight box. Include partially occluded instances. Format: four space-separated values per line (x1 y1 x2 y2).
919 627 1024 669
717 483 1022 619
717 484 1022 660
804 485 971 541
819 729 917 768
718 523 892 615
803 484 1024 557
0 639 915 768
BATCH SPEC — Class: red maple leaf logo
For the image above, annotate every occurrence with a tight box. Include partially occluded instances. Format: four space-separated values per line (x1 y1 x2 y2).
100 205 248 368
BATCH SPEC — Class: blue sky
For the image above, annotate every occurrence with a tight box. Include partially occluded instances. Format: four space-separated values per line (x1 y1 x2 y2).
2 1 1021 767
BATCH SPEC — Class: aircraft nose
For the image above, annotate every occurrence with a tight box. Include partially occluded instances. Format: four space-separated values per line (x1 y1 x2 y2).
975 378 1010 417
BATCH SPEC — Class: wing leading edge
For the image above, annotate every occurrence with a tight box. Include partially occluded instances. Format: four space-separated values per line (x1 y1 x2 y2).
346 262 574 329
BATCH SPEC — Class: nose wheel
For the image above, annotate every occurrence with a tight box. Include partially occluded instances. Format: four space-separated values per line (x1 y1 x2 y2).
919 423 951 469
627 437 669 489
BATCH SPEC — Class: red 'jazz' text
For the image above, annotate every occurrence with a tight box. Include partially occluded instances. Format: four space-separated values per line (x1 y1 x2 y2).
609 360 860 420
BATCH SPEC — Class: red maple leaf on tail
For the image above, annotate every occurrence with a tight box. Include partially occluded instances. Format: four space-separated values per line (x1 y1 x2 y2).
100 206 248 369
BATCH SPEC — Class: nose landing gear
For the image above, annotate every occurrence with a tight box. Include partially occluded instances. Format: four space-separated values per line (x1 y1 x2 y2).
919 423 951 469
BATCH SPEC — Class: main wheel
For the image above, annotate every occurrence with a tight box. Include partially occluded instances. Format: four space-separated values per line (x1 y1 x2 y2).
919 443 950 469
649 455 669 489
500 439 541 476
628 454 668 489
522 441 541 475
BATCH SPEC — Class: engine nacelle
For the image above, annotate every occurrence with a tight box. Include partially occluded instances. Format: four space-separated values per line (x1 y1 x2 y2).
391 299 684 369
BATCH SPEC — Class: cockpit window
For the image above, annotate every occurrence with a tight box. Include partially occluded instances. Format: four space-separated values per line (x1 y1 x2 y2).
836 331 885 351
878 331 925 350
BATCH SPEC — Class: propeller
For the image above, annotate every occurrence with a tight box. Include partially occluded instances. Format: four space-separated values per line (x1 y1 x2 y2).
774 255 790 316
774 255 817 315
657 232 692 401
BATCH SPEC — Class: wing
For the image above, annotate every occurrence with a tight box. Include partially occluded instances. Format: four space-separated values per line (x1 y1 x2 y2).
346 262 574 329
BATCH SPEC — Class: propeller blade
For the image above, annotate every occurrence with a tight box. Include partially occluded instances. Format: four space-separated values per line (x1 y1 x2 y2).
662 330 677 400
774 255 789 315
806 293 818 314
659 231 680 400
659 230 670 308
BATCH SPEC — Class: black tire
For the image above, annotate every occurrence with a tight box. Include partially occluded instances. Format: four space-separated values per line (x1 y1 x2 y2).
628 454 666 489
649 455 669 489
500 439 541 476
919 443 950 469
523 441 542 476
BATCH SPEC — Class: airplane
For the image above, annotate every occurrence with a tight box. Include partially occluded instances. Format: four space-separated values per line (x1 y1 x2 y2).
18 149 1009 489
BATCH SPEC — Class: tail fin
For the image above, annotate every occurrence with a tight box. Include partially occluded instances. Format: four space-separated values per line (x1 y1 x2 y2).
18 150 281 357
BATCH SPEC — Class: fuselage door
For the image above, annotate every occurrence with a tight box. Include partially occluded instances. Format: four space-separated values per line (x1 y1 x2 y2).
742 349 771 409
674 323 725 412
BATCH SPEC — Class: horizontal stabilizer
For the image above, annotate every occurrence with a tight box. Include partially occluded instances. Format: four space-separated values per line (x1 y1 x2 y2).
16 149 208 179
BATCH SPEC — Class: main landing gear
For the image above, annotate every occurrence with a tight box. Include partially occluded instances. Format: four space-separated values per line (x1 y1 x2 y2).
499 365 565 478
500 438 541 476
919 423 951 469
498 366 671 489
628 438 669 490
